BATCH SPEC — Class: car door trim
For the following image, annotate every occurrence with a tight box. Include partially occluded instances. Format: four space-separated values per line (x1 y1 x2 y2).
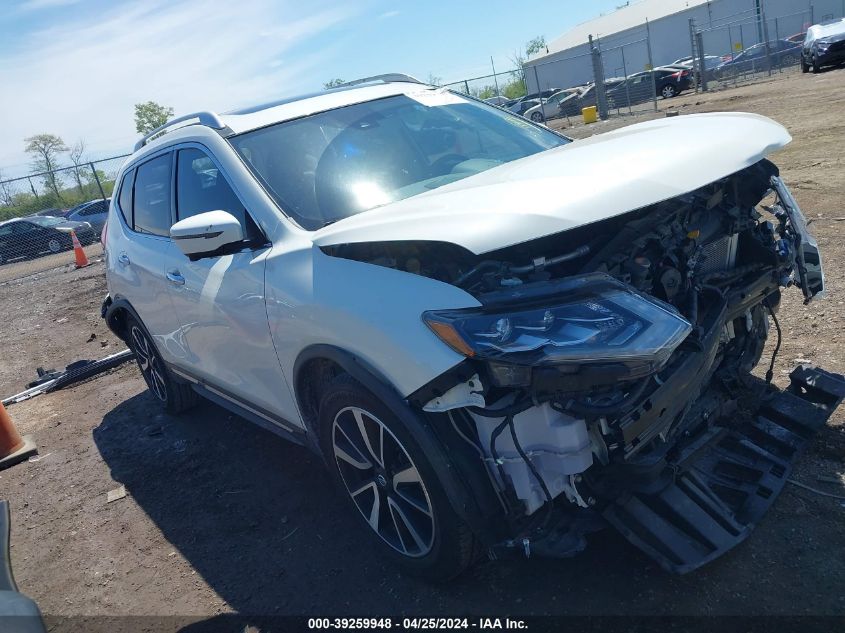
169 365 306 442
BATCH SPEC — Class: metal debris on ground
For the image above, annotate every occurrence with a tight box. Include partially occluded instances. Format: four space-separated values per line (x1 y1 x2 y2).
787 479 845 501
2 349 134 406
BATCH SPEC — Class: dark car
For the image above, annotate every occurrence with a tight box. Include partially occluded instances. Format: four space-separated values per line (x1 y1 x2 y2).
64 198 110 237
31 207 70 218
802 21 845 73
714 40 802 79
606 68 692 108
0 216 96 265
509 98 542 116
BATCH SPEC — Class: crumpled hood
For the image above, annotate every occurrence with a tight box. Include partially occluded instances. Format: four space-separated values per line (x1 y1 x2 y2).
312 112 791 255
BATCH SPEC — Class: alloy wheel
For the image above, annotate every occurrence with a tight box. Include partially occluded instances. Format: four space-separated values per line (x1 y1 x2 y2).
130 325 167 402
661 85 676 98
332 406 435 557
48 238 62 253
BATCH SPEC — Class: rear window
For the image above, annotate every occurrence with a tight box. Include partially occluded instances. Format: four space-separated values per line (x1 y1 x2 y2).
118 169 135 227
133 155 172 237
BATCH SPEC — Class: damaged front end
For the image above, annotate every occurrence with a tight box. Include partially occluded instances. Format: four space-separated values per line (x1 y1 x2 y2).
404 160 841 572
327 158 842 573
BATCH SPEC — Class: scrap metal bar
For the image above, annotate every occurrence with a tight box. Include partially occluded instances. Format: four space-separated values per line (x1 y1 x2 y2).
2 349 134 406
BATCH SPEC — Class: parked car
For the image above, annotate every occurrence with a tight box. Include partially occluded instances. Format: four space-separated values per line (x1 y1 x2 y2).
606 68 692 108
510 98 542 116
0 216 96 265
559 78 625 116
786 31 807 45
64 198 111 237
801 18 845 73
714 39 802 79
523 88 580 122
31 207 69 217
483 95 510 107
103 75 836 581
677 55 724 83
506 89 561 113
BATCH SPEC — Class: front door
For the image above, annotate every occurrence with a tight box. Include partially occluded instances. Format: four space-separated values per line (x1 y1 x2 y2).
164 146 299 426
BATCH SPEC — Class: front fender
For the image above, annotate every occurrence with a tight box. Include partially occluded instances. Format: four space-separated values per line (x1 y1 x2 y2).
266 244 480 399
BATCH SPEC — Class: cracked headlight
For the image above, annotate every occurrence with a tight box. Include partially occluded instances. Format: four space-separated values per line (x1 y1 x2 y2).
424 274 692 372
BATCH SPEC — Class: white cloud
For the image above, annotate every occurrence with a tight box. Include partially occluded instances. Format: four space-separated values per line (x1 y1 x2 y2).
378 10 400 19
0 0 358 175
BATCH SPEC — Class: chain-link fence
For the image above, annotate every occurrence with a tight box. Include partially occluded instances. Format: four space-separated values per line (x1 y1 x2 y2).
442 69 527 103
691 7 816 91
0 154 128 283
491 2 844 127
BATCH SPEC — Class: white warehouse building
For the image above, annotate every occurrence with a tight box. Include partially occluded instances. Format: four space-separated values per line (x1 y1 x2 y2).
523 0 845 93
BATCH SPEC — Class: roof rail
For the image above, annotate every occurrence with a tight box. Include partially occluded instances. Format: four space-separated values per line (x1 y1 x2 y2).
133 111 226 152
333 73 424 89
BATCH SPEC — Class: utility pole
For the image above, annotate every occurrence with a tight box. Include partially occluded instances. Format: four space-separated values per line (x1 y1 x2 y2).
491 57 501 97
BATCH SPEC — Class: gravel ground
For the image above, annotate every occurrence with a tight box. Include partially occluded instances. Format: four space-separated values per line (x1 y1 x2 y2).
0 67 844 625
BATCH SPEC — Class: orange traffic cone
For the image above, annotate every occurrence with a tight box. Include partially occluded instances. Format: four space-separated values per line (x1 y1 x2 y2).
71 229 90 268
0 402 37 471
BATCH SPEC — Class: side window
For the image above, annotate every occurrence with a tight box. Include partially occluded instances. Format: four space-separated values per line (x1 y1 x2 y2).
133 155 173 237
176 148 257 238
118 169 135 228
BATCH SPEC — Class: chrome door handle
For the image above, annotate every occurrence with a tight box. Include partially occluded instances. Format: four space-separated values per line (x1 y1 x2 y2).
166 270 185 285
117 253 130 266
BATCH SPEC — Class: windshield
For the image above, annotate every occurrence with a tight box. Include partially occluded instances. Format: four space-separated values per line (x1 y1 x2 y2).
26 216 64 227
230 91 568 229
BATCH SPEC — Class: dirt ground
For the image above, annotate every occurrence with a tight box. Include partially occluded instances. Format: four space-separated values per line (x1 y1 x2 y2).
1 67 844 626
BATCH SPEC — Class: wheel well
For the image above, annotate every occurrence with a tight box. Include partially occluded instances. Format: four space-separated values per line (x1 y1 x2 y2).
295 357 347 431
106 306 129 341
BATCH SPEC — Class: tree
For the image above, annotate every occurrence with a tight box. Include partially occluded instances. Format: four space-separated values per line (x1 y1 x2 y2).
426 73 442 87
323 78 346 89
134 101 174 135
509 35 546 96
68 140 87 195
525 36 548 57
24 133 68 201
0 169 12 208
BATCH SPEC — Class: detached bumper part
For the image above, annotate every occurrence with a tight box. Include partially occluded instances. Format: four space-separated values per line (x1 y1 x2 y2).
604 364 845 574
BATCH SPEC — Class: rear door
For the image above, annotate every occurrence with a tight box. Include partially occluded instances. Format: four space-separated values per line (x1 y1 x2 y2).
163 145 298 425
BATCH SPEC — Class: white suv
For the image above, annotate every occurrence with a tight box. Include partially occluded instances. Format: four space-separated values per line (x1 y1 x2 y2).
103 75 842 579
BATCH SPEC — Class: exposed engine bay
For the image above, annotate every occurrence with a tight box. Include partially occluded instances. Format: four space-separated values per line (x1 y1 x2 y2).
324 159 841 573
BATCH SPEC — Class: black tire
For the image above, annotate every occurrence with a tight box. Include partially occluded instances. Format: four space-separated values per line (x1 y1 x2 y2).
801 57 809 73
660 84 676 99
812 55 821 73
318 374 478 581
125 314 198 414
530 111 544 122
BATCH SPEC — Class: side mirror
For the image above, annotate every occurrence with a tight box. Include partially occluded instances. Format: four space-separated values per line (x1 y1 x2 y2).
170 210 244 258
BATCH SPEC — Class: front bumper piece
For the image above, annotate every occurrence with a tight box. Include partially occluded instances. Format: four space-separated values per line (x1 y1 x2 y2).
603 364 845 574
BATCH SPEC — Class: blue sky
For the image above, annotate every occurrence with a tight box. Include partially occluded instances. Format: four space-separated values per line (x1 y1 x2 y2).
0 0 623 176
